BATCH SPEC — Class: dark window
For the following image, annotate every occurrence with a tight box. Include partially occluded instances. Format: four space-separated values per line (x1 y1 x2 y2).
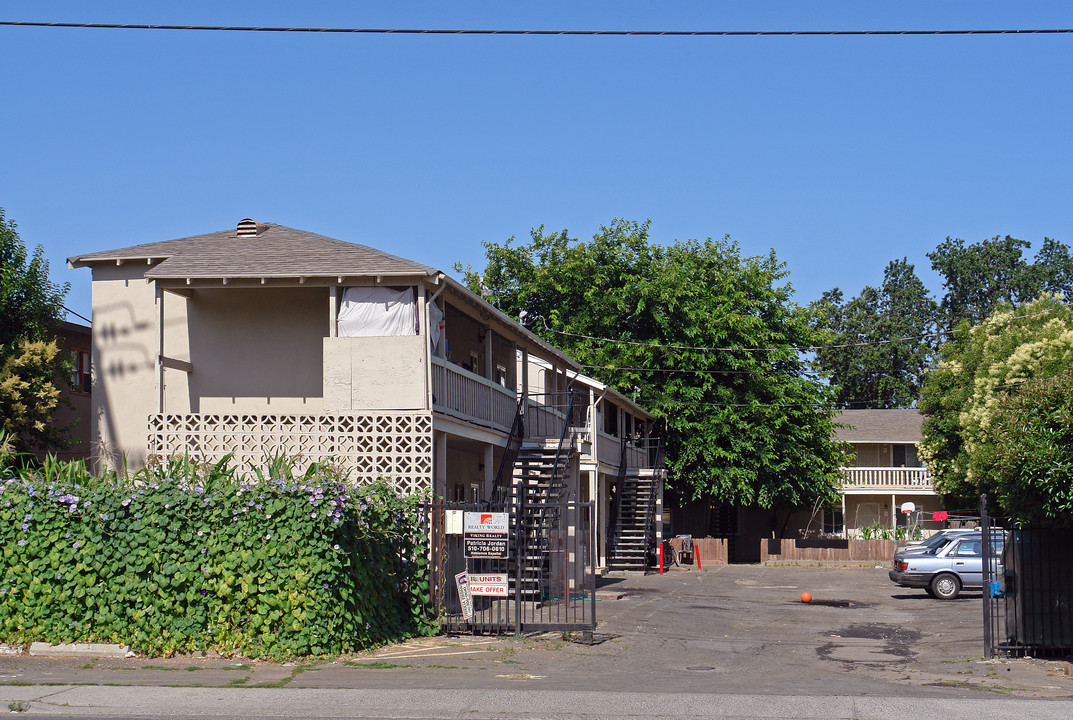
823 508 844 535
71 349 91 393
893 444 906 467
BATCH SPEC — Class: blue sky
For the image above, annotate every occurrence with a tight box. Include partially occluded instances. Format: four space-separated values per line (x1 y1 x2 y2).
2 1 1071 322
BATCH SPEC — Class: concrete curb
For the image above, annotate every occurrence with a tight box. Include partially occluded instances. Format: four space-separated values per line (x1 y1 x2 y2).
28 642 131 658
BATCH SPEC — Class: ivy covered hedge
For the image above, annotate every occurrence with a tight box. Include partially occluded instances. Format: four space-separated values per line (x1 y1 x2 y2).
0 454 434 658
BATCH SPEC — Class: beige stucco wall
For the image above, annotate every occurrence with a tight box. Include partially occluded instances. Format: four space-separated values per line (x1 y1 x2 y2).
90 263 160 471
445 445 484 501
161 289 192 414
179 287 328 413
323 335 427 411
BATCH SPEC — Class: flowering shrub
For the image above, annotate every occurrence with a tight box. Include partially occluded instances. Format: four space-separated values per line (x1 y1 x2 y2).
0 455 433 658
919 293 1073 509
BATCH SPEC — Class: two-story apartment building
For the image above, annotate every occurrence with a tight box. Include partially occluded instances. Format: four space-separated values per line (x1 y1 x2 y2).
833 409 942 536
68 219 664 570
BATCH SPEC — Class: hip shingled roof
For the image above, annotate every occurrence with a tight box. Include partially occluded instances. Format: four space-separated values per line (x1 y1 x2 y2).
69 224 437 279
834 409 924 443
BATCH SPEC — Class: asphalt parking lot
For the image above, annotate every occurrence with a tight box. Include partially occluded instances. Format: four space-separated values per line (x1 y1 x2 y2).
2 564 1071 701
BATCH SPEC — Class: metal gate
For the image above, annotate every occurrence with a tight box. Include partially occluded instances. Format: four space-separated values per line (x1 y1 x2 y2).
982 496 1073 658
424 496 596 640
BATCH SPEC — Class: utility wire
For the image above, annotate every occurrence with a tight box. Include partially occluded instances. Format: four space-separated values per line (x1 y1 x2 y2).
2 21 1072 37
63 306 91 325
580 363 815 376
538 299 1071 354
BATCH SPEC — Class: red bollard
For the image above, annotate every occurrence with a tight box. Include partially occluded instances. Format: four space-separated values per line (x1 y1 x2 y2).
659 542 664 574
695 541 702 571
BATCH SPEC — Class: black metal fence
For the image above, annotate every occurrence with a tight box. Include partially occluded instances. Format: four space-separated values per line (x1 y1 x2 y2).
424 496 596 640
982 499 1073 657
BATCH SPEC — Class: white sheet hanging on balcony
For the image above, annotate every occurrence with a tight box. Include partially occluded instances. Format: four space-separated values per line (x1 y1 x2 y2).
428 301 444 354
338 287 418 337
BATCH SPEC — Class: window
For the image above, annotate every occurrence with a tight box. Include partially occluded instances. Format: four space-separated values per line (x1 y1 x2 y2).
855 502 881 528
495 364 508 387
854 444 879 467
951 540 981 557
893 444 906 467
907 444 920 467
822 508 844 535
71 349 91 394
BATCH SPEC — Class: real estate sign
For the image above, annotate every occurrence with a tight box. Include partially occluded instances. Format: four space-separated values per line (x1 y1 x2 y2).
468 573 509 597
454 571 473 619
463 511 509 559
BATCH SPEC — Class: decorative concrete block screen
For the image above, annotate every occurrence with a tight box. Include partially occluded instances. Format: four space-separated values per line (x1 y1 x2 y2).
148 413 434 495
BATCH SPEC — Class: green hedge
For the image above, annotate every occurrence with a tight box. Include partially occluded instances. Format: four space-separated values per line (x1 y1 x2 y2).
0 455 434 658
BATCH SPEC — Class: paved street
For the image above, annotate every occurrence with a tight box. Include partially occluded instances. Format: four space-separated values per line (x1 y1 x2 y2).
3 565 1073 718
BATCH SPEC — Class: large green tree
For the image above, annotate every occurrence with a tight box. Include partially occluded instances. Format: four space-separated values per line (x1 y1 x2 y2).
458 219 841 511
918 294 1073 511
1 208 68 347
0 208 70 453
810 258 938 409
928 235 1073 329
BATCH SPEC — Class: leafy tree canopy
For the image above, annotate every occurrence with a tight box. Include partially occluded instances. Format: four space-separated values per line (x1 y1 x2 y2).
928 235 1073 329
984 365 1073 527
0 208 70 454
1 208 68 348
918 294 1073 511
457 219 841 511
0 339 65 453
810 258 938 409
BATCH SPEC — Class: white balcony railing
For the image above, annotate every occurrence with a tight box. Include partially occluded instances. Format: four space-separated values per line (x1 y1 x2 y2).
431 357 517 432
841 466 933 491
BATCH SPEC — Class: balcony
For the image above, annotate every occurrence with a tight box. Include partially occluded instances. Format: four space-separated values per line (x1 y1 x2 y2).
841 466 933 492
431 357 516 433
492 390 656 471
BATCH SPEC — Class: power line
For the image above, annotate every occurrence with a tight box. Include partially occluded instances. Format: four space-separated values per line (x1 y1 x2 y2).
2 21 1073 37
580 363 812 376
537 300 1071 354
63 306 91 325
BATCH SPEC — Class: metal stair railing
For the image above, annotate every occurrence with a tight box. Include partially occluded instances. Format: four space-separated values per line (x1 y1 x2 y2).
606 436 629 554
547 391 577 501
641 437 665 573
490 398 525 505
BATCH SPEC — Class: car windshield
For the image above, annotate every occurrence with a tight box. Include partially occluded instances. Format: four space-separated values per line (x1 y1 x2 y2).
921 534 953 549
920 533 959 552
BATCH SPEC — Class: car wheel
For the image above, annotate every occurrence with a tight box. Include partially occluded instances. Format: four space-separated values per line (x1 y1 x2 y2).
931 573 961 600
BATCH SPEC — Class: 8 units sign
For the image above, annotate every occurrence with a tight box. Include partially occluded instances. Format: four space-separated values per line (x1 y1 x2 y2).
463 511 509 559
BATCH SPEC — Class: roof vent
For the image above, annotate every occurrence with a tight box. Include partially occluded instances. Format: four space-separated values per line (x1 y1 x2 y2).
236 218 267 236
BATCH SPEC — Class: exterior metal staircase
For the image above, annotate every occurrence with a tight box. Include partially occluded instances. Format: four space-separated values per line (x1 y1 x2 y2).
511 440 574 598
606 469 659 571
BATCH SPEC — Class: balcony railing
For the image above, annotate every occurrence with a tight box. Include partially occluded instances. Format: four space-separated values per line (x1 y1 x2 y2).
841 466 933 491
431 357 516 433
592 429 650 469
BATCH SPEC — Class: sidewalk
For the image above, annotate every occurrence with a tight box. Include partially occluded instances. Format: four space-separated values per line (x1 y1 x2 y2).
6 685 1073 719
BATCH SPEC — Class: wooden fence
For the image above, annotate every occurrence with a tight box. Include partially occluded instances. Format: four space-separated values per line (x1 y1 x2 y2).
679 537 730 566
666 537 897 568
760 538 896 563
